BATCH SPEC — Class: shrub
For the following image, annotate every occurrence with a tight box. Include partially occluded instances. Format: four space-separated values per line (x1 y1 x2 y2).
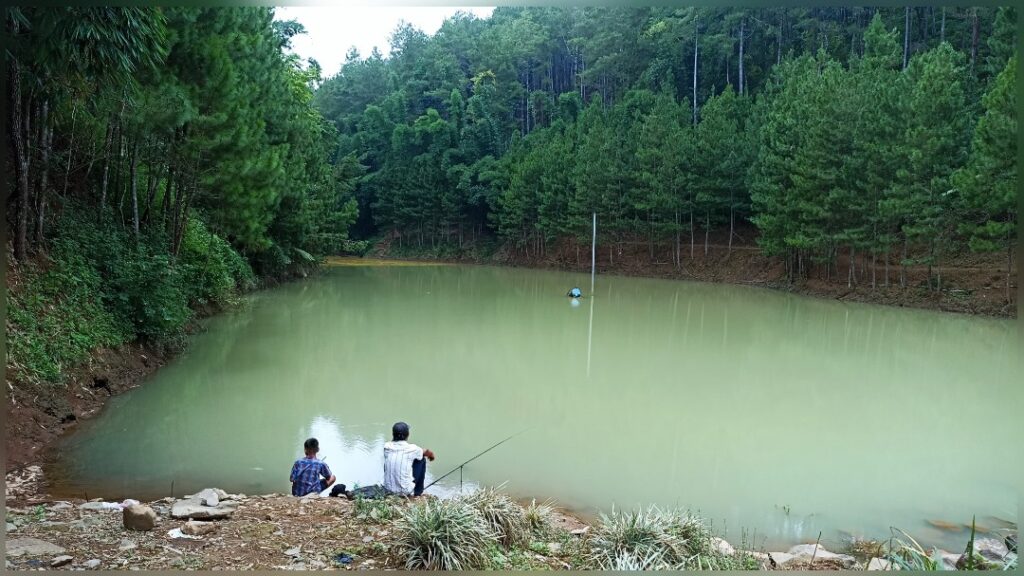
392 497 497 570
586 506 731 570
179 217 255 306
353 495 399 523
524 498 555 535
462 487 531 547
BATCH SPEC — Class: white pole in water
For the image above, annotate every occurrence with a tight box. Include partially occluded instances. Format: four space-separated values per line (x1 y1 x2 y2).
590 212 596 294
587 212 596 377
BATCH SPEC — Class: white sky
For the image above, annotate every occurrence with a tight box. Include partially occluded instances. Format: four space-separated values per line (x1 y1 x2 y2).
275 5 496 78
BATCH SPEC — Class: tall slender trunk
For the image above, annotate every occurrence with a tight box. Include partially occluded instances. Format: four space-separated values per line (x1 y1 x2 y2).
689 209 695 259
693 16 699 124
970 8 978 72
777 9 784 66
903 7 911 70
738 17 745 95
674 208 680 268
728 198 734 255
60 100 78 197
100 121 114 209
129 137 140 238
1006 237 1013 303
940 8 945 42
704 212 709 256
34 100 52 244
8 25 31 261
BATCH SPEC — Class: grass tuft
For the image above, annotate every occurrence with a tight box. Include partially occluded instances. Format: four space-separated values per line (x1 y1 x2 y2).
461 487 531 547
392 497 497 570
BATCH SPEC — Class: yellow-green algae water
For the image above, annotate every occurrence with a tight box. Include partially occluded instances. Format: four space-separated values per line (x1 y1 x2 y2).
49 262 1019 550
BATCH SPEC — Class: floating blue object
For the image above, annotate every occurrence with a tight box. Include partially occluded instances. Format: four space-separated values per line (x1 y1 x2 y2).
334 553 354 565
568 287 582 298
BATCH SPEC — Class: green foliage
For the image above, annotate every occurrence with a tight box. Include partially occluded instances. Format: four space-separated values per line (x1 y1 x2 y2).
462 487 531 547
586 506 735 570
392 497 498 570
353 495 399 523
524 499 555 535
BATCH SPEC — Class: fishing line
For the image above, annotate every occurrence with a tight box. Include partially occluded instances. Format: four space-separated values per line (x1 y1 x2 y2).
423 428 531 492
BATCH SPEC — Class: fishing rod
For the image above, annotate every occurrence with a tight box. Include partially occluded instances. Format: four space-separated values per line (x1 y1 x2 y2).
423 429 530 491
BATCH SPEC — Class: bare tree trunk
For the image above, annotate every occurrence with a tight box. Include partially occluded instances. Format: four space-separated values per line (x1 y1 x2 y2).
674 208 680 268
689 209 695 259
693 15 699 124
940 7 945 42
777 9 784 65
704 212 709 256
100 121 114 209
728 201 734 255
970 8 978 73
130 137 140 238
35 108 53 245
738 17 745 95
60 100 78 197
8 27 31 261
903 7 911 70
901 237 908 287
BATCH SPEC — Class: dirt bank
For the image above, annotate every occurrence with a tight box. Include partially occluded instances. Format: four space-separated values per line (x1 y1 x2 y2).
1 487 867 571
373 226 1017 318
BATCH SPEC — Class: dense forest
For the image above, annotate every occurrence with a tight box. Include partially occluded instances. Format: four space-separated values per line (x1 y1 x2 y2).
315 6 1017 295
5 7 358 381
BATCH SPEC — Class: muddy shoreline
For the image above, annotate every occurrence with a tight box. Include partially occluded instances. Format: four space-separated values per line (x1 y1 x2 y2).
370 230 1017 319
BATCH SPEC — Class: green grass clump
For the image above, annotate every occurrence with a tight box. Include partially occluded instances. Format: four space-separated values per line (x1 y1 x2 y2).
524 498 555 535
462 487 531 547
586 506 735 570
392 497 497 570
353 495 399 523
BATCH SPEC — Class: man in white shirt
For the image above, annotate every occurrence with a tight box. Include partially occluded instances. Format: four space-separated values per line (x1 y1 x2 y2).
383 422 435 496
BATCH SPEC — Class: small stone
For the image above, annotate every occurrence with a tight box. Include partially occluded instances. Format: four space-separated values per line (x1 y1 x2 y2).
285 547 302 557
118 539 137 552
49 502 73 512
974 537 1010 561
50 556 73 567
196 488 220 507
5 538 66 557
213 488 229 500
7 522 17 532
362 536 373 543
79 502 114 512
83 559 101 569
182 520 217 536
123 504 157 531
570 526 589 536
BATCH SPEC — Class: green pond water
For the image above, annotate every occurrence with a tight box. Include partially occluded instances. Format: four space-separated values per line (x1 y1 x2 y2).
49 263 1019 550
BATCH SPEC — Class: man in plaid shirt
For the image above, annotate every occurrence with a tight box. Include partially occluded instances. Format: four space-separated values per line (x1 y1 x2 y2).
290 438 336 497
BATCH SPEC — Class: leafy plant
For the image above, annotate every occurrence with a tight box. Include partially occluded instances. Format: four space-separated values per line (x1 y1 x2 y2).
462 487 531 546
392 497 497 570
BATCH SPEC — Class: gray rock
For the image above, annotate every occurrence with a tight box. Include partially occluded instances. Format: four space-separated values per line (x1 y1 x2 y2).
868 557 897 570
938 550 961 570
213 488 229 500
170 497 238 520
5 538 67 557
123 504 157 531
974 537 1010 561
285 547 302 557
49 502 73 512
196 488 220 507
7 521 17 532
118 539 137 552
83 559 101 569
712 537 735 556
182 520 217 536
70 516 104 530
78 502 116 512
50 555 74 567
786 543 859 568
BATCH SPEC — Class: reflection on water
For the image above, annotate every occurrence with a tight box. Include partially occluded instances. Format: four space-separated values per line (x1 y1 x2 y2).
50 264 1019 550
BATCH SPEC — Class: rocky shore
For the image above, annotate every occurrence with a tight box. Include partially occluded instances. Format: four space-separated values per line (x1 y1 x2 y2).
7 467 1016 571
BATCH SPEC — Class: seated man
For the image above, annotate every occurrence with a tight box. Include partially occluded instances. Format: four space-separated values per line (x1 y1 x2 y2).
383 422 435 497
290 437 336 497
